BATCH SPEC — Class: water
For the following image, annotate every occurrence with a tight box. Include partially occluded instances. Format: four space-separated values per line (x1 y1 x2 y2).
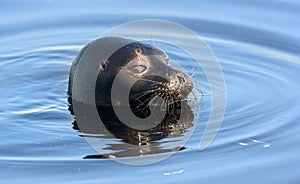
1 0 300 183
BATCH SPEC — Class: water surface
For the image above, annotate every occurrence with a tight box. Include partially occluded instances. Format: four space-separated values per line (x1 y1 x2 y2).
1 0 300 183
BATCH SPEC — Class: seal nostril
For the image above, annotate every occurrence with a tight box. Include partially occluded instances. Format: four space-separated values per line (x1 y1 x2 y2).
177 75 185 84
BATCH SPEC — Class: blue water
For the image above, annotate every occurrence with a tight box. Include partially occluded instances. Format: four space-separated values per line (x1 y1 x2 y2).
1 0 300 183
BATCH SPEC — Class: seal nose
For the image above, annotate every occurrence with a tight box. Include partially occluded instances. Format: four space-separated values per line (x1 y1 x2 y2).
168 73 188 92
165 71 193 99
177 75 186 84
174 72 193 98
175 73 188 86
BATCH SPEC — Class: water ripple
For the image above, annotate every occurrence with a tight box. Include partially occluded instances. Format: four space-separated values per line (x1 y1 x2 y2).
1 1 300 183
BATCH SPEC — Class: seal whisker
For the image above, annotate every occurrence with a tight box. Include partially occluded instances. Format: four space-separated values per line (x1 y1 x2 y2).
191 90 198 100
190 72 196 78
133 88 161 100
160 95 166 111
172 97 194 103
194 80 202 85
132 84 161 96
190 65 196 74
136 98 152 110
188 65 197 78
137 78 162 84
134 89 162 110
193 86 205 100
151 95 165 111
149 95 159 105
139 94 162 112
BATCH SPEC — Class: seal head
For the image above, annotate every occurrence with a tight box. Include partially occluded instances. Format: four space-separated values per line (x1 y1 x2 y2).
68 37 193 118
95 41 193 116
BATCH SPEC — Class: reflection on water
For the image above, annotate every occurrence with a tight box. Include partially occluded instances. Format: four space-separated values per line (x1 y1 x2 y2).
1 0 300 183
70 100 195 159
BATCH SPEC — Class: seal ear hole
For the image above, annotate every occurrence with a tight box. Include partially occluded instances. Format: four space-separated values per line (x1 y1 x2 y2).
135 48 143 55
99 61 108 71
130 65 147 74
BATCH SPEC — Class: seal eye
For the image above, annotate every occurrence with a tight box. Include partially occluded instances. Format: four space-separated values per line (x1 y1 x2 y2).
130 65 147 74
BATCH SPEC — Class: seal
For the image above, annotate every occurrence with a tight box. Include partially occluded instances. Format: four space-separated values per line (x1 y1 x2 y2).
68 36 194 118
68 37 197 158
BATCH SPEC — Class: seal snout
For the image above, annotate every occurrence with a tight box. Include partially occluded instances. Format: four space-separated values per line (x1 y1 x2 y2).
166 71 193 100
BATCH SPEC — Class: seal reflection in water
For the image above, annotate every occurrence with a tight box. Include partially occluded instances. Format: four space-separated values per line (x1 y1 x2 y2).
68 37 197 158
